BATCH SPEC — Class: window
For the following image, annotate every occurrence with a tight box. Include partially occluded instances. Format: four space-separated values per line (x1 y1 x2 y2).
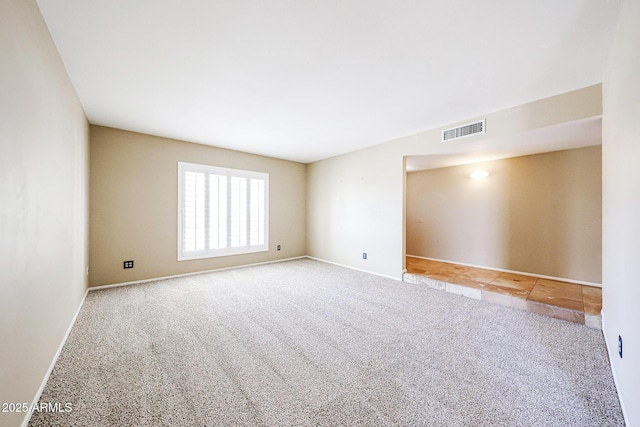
178 162 268 260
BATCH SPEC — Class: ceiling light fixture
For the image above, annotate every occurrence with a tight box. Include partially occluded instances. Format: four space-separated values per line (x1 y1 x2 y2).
470 170 489 180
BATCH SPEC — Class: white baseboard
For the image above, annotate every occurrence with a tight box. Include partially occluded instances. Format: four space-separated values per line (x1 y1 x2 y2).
601 311 629 426
21 288 89 427
306 256 403 282
89 256 307 291
407 254 602 288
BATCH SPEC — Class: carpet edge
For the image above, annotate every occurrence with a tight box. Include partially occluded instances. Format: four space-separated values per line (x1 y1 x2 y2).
21 288 89 427
601 310 630 426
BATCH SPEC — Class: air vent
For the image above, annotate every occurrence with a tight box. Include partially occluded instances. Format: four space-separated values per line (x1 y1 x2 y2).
442 119 485 142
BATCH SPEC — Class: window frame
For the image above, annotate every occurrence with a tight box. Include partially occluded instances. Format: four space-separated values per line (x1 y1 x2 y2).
177 161 269 261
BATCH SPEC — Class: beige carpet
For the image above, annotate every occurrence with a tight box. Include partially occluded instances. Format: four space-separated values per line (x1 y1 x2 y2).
30 259 624 426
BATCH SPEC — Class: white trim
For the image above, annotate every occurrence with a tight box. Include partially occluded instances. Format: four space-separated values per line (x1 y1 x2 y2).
407 254 602 288
89 256 307 291
601 311 629 426
21 288 89 427
306 256 403 282
177 246 269 261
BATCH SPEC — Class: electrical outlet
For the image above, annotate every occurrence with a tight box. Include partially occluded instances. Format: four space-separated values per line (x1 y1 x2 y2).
277 245 281 251
619 335 623 358
123 260 134 269
363 253 367 260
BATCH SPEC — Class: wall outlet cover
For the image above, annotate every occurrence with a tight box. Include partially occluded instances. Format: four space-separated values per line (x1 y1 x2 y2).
618 335 623 358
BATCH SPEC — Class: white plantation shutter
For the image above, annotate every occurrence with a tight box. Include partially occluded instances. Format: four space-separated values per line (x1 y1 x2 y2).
182 171 206 252
249 179 265 246
178 162 268 260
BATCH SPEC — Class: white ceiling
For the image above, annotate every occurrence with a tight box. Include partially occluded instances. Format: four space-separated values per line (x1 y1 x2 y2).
36 0 621 163
405 117 602 172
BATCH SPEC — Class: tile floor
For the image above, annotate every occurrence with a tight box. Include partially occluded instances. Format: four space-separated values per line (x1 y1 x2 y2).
404 256 602 329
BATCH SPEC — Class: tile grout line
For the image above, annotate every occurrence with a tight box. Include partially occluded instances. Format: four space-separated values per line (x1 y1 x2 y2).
406 255 602 287
405 258 600 329
407 259 599 308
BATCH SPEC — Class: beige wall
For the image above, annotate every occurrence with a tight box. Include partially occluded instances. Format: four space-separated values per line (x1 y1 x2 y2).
307 85 603 280
89 126 306 286
0 1 89 426
602 0 640 423
406 147 602 284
